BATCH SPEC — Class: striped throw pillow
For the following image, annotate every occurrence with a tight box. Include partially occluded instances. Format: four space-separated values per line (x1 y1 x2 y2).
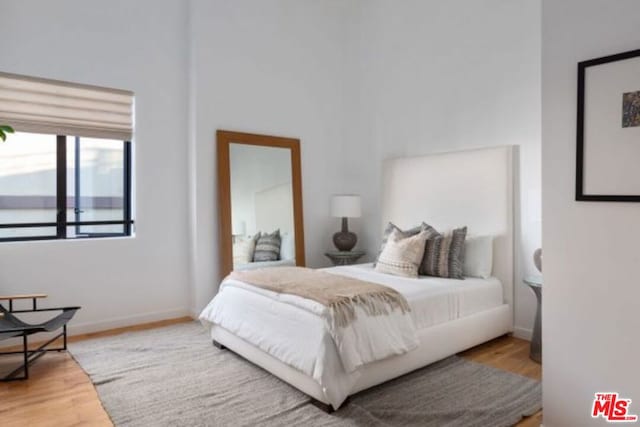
253 229 281 262
375 229 430 278
419 225 467 279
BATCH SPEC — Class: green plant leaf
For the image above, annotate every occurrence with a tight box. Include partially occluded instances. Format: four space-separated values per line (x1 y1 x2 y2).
0 131 6 142
0 125 14 133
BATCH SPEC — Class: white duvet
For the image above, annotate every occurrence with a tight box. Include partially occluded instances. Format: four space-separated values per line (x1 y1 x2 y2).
199 264 503 408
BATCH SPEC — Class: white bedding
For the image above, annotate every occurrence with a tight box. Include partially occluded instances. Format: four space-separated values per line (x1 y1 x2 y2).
199 264 504 408
233 259 296 271
326 264 504 330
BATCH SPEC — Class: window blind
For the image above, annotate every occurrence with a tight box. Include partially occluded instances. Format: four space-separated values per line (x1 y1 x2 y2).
0 72 133 140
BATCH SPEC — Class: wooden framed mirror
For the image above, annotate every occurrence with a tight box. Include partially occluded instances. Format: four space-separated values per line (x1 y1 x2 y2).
217 130 305 277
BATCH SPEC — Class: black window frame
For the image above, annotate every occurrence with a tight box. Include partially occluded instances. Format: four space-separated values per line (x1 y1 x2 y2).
0 134 134 242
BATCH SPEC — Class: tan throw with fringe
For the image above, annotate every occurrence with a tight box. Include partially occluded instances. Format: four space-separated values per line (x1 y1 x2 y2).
229 267 411 328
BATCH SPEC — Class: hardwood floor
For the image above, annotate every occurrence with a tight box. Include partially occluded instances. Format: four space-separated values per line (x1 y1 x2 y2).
1 319 542 427
460 336 543 427
0 317 191 427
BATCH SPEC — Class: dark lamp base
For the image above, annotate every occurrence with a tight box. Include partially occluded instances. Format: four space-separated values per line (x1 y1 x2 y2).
333 217 357 252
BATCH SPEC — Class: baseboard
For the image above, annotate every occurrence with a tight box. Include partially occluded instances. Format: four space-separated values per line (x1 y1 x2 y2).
513 326 533 341
68 307 193 336
0 307 193 349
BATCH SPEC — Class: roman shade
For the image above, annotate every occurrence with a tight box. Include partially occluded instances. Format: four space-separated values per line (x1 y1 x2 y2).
0 72 133 140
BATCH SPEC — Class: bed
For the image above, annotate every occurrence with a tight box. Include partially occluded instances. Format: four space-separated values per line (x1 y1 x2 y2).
201 145 515 410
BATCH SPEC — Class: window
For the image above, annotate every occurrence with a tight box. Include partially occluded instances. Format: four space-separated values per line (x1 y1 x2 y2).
0 132 133 241
0 72 134 242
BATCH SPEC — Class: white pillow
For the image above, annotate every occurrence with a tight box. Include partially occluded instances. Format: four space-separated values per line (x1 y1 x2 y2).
279 232 295 261
463 235 493 279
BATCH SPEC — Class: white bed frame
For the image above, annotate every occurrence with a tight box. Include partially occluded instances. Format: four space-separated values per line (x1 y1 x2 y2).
211 145 515 409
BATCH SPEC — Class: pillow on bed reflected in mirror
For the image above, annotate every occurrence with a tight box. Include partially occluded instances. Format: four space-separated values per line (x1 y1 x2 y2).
253 229 281 262
279 232 295 261
233 234 258 265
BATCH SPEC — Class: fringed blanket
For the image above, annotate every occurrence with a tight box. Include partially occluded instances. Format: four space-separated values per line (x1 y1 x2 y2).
229 267 411 328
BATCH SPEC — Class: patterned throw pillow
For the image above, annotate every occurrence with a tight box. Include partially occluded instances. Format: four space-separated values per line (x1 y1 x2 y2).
232 235 258 265
419 225 467 279
375 222 438 265
253 229 281 262
375 229 430 278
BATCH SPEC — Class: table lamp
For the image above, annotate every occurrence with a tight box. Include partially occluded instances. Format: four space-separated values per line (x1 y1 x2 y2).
232 220 246 243
330 195 361 251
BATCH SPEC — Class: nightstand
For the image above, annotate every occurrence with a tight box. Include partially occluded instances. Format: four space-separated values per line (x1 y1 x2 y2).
324 250 365 266
524 275 542 363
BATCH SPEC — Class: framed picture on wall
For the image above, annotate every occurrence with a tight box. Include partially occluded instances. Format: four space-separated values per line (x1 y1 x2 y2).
576 48 640 202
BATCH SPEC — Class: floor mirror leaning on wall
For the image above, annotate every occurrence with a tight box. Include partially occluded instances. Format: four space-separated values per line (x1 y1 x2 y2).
217 130 305 278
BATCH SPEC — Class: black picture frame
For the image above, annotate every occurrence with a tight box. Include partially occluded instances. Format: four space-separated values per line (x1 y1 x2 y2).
576 48 640 202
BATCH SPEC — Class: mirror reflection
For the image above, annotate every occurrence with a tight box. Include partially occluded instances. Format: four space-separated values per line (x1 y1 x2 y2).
229 143 295 271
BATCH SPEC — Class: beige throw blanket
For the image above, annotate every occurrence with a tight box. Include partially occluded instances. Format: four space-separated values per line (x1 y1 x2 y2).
229 267 410 328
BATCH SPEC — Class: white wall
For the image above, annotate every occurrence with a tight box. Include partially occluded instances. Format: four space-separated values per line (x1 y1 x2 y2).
542 1 640 425
189 0 349 313
0 0 191 332
341 0 542 337
0 1 543 339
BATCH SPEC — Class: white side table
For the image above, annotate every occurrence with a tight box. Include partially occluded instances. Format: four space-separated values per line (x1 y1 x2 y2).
524 275 542 363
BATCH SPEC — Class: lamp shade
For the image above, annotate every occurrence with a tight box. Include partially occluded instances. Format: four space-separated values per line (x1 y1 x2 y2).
331 195 361 218
232 220 246 236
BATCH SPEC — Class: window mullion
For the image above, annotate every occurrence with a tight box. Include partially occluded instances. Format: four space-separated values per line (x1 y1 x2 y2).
74 136 81 235
124 141 132 236
56 135 67 239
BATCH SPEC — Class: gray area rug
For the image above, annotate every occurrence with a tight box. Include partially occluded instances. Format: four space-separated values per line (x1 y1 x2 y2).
69 322 541 427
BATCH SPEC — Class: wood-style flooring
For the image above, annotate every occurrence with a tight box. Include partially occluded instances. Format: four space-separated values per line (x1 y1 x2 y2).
0 318 542 427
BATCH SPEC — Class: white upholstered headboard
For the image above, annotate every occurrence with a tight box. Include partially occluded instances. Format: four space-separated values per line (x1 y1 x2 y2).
381 146 515 312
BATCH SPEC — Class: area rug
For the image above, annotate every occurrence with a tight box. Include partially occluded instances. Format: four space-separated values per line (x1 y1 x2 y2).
69 322 541 427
